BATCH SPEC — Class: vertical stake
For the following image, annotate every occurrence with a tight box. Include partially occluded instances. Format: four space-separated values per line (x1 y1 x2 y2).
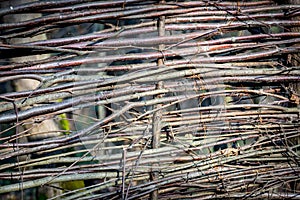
150 1 165 199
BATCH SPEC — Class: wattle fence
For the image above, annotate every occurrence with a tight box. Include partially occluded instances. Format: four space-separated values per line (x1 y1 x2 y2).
0 1 299 199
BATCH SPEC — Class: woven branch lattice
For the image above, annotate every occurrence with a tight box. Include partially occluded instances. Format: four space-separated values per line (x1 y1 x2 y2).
0 0 299 199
